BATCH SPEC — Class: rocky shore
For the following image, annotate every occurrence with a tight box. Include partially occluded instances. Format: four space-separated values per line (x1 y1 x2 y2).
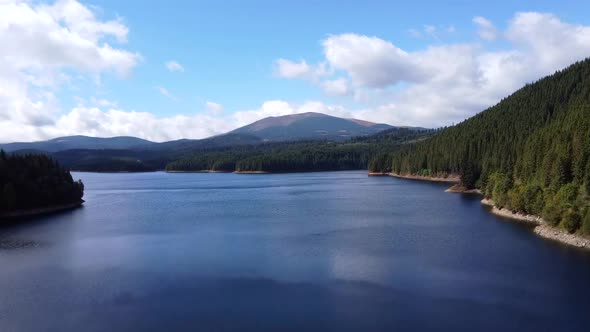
481 198 589 250
388 172 460 183
445 184 482 194
383 171 590 250
534 224 590 249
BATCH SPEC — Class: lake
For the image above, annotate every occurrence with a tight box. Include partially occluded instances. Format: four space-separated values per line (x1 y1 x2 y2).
1 171 589 331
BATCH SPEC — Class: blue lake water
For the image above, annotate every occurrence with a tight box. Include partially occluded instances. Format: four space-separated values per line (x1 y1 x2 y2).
1 171 589 331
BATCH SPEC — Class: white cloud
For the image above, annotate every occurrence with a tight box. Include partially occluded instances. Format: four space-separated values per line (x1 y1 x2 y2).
274 58 328 81
2 100 352 142
230 100 353 129
205 101 224 115
51 106 232 142
321 78 350 96
0 1 139 76
0 0 140 142
473 16 498 41
155 86 177 101
272 12 590 128
322 34 425 88
506 12 590 72
165 60 184 72
274 59 312 79
3 8 590 143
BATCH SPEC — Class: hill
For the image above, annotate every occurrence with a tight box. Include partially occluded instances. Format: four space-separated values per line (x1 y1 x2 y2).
0 113 395 156
165 128 432 173
230 112 393 141
370 58 590 235
0 113 399 172
47 133 263 172
0 135 154 153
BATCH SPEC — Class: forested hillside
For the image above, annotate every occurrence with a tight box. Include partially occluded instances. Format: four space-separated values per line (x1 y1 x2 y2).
166 128 432 173
0 151 84 215
369 59 590 235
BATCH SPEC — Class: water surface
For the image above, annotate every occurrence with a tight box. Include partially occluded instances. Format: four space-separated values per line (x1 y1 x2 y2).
1 171 589 331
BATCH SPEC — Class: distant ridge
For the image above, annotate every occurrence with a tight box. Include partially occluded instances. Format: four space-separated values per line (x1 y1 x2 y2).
1 112 398 153
230 112 394 141
0 135 154 153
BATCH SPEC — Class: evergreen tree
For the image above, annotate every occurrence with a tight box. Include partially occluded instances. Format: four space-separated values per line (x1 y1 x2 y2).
0 151 84 214
373 58 590 233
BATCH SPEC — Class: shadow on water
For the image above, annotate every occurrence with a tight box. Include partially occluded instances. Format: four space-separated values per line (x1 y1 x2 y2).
0 206 84 250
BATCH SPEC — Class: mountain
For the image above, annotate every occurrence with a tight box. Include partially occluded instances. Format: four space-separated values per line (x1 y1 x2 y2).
230 112 393 141
0 113 402 173
142 133 262 152
0 113 394 154
47 133 264 172
370 58 590 235
0 135 154 153
166 127 432 173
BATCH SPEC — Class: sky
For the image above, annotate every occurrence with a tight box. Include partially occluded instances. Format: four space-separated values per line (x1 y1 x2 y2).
1 0 590 143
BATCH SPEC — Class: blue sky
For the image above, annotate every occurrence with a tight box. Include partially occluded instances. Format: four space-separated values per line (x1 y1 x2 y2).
2 0 590 142
92 0 590 116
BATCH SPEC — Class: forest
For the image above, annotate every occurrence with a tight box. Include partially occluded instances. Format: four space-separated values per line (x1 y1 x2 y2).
0 151 84 215
166 128 433 173
369 59 590 235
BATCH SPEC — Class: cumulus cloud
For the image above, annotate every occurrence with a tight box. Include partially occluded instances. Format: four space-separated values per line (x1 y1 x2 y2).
274 58 328 81
230 100 353 129
506 12 590 72
0 0 140 142
274 59 311 78
3 7 590 143
473 16 498 41
323 34 425 88
165 60 184 72
5 100 353 142
52 106 233 141
273 12 590 128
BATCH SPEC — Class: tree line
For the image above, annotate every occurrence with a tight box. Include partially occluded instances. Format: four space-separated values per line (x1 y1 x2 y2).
369 58 590 235
166 128 433 173
0 151 84 213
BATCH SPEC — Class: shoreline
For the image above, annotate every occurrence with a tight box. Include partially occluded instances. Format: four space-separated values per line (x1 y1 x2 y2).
388 172 460 183
445 184 482 194
382 171 590 250
166 170 231 173
233 171 270 174
368 172 389 176
0 201 84 220
481 198 589 249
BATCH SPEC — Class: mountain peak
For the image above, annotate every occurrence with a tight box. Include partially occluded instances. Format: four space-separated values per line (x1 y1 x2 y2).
230 112 392 141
